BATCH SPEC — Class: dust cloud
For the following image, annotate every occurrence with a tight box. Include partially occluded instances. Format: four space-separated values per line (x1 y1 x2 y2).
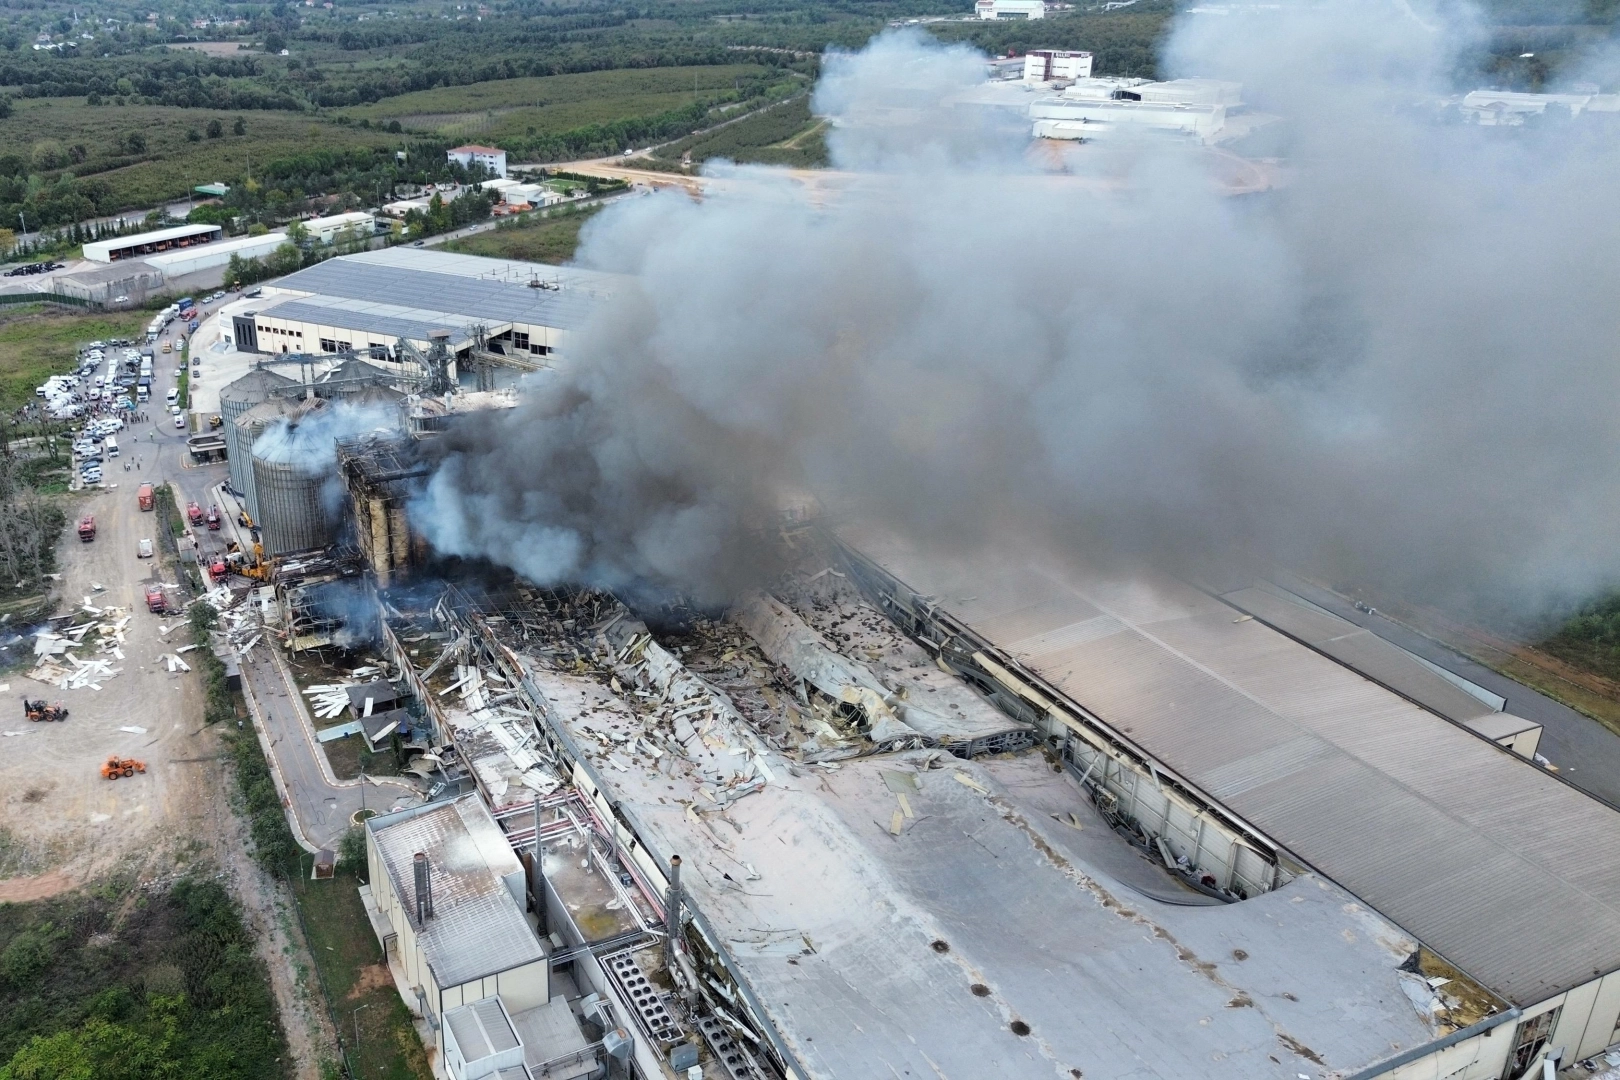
412 1 1620 617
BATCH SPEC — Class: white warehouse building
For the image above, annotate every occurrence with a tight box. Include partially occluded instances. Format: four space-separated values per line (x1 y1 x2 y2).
143 231 289 277
300 211 376 245
1024 49 1093 85
976 0 1045 17
1031 76 1243 143
231 247 617 376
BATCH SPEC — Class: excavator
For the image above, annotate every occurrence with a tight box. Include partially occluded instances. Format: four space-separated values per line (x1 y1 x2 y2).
223 538 272 581
100 756 146 780
24 699 67 723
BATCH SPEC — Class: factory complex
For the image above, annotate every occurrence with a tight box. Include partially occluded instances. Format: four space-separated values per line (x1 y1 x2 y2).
224 248 614 371
186 246 1620 1080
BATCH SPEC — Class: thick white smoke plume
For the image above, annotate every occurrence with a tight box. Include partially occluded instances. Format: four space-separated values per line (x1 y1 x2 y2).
414 2 1620 615
256 401 400 520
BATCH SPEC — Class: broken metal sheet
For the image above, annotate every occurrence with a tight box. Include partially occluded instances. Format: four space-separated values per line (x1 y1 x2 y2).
734 592 922 746
318 720 364 742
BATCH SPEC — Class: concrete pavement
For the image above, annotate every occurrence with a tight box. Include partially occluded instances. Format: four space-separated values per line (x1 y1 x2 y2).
137 351 421 851
237 641 417 851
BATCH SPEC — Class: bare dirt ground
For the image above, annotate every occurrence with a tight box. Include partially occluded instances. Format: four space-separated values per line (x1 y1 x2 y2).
0 465 333 1078
0 478 207 894
164 41 255 56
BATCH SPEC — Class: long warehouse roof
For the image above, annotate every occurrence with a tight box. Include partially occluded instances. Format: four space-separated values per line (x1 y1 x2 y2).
272 250 606 333
838 526 1620 1007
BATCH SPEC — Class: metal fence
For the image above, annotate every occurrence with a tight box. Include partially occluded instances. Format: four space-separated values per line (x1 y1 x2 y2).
0 292 100 310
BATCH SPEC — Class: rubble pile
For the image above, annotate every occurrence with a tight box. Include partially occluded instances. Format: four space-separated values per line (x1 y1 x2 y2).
305 683 356 720
591 605 775 797
27 607 131 690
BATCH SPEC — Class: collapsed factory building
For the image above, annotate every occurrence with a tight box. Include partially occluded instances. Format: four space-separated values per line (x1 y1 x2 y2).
212 250 1620 1080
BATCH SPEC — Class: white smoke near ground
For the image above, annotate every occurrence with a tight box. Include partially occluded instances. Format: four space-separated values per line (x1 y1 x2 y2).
412 2 1620 618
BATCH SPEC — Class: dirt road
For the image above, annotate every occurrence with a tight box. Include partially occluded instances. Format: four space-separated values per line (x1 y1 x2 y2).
0 450 218 895
0 363 333 1078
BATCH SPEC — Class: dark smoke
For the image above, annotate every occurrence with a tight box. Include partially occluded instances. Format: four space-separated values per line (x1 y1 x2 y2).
411 5 1620 618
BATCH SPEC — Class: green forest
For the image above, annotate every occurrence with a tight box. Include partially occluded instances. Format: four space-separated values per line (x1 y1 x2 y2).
0 877 288 1080
0 0 1608 237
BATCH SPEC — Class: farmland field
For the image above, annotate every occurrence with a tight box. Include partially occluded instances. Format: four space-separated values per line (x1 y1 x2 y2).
336 65 772 143
651 95 828 168
0 98 397 212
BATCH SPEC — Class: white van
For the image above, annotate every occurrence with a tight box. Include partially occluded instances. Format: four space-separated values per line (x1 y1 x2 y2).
166 388 179 405
104 437 118 458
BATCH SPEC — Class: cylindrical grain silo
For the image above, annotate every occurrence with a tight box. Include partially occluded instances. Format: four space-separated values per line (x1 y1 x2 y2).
219 367 297 520
249 400 335 556
233 397 299 529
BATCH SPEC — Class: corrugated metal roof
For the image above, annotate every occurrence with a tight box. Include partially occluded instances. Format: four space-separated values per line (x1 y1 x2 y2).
842 528 1620 1006
1222 586 1498 722
273 254 599 331
370 795 545 988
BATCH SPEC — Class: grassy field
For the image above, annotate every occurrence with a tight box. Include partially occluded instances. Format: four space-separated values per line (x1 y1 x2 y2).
444 204 602 264
0 98 396 213
0 306 151 412
335 65 768 144
651 95 827 168
289 866 431 1080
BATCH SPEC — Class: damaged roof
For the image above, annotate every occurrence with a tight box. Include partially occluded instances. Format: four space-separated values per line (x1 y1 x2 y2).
836 525 1620 1007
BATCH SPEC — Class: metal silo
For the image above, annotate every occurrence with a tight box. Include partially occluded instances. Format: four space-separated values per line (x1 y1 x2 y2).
251 404 337 556
220 367 297 518
232 397 300 529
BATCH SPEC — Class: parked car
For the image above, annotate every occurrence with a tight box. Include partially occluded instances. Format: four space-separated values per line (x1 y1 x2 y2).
111 295 130 305
137 538 154 558
173 414 185 429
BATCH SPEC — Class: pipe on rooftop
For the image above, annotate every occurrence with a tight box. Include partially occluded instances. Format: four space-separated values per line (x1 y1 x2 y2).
413 851 433 924
664 855 682 970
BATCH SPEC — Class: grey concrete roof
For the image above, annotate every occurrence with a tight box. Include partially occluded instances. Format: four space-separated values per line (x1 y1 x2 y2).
837 528 1620 1006
369 795 545 988
528 660 1440 1080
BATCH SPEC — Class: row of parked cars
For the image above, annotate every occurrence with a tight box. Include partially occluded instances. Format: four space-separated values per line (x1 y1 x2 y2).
3 261 64 278
72 414 126 486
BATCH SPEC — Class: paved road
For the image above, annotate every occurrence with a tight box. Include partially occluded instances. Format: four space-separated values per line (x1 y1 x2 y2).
129 358 421 850
1282 577 1620 808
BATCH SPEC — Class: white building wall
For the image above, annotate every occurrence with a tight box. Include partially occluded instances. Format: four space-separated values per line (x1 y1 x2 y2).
448 147 508 178
976 0 1045 17
1024 50 1093 83
1579 972 1620 1059
145 233 289 277
1372 1023 1514 1080
304 212 376 244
